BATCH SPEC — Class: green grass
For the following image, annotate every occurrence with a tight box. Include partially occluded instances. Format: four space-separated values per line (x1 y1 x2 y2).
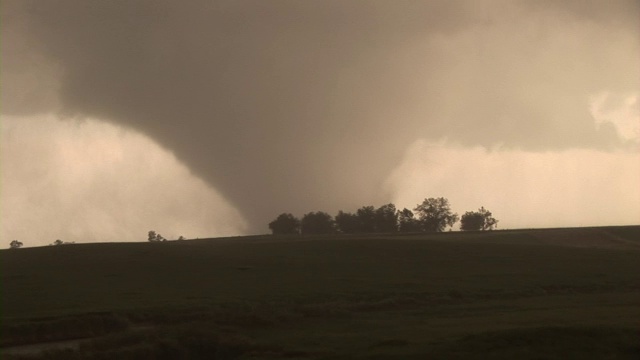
2 226 639 359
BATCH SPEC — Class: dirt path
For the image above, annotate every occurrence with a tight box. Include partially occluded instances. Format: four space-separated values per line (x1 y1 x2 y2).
0 325 153 357
1 338 88 357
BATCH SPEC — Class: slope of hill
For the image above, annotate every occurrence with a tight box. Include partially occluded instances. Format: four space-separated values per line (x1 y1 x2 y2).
2 226 639 359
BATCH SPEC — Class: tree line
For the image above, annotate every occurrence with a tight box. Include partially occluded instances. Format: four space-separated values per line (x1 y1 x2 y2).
8 232 189 249
7 198 497 248
268 198 498 235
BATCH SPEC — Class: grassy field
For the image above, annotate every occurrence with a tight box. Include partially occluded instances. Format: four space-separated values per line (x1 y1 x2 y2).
2 226 639 359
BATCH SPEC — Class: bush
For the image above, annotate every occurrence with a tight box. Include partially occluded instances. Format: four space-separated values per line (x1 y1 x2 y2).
9 240 23 249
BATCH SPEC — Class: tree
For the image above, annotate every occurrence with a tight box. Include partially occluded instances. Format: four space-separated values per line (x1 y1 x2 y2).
268 213 301 235
10 240 23 249
414 197 459 232
460 207 498 231
375 203 398 233
397 208 421 232
53 239 64 246
335 211 360 234
148 231 165 242
301 211 335 235
356 206 377 233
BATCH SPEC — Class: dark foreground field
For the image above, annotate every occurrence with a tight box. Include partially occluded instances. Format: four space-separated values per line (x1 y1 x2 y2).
2 226 640 359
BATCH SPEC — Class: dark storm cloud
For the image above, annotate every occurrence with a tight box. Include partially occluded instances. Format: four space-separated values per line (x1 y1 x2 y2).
2 0 638 231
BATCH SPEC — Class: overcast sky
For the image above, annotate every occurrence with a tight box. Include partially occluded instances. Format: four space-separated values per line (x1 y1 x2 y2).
2 0 639 246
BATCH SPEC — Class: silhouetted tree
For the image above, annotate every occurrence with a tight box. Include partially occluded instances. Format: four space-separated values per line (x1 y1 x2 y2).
335 211 360 234
397 208 422 232
268 213 301 235
375 203 398 233
414 197 459 232
10 240 23 249
356 206 377 233
53 239 64 246
301 211 335 235
178 236 186 241
148 231 165 242
460 207 498 231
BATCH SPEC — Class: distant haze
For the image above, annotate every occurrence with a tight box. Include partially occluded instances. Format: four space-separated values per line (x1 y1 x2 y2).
2 0 639 244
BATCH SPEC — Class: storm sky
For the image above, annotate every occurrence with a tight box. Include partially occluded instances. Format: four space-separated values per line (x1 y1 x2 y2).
2 0 639 246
